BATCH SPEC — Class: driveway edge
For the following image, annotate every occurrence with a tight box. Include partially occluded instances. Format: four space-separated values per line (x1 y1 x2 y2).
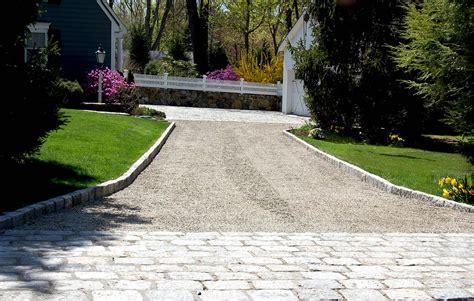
284 130 474 213
0 122 176 229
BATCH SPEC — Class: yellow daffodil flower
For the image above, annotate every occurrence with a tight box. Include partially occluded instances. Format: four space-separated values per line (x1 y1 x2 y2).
451 178 457 186
442 189 450 198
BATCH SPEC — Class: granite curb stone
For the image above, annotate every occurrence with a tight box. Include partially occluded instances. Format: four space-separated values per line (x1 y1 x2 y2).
0 122 176 229
283 130 474 213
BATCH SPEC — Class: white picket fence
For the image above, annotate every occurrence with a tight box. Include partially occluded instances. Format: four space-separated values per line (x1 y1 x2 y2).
134 73 282 96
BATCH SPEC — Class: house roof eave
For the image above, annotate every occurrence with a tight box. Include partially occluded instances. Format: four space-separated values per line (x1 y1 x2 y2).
278 8 309 53
97 0 128 34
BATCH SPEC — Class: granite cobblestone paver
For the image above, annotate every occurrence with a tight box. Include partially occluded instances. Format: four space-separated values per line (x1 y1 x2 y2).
1 230 473 300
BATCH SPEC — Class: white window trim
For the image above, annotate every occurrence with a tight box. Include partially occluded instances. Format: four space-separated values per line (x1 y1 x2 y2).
25 22 51 62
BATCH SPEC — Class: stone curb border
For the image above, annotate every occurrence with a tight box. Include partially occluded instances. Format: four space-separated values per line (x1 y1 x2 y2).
0 122 176 229
284 130 474 213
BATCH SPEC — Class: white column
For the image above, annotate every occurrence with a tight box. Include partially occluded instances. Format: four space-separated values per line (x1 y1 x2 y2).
117 36 124 71
98 71 103 103
282 52 291 114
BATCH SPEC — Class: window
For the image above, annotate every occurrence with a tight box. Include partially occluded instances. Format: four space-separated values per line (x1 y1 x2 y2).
25 22 50 62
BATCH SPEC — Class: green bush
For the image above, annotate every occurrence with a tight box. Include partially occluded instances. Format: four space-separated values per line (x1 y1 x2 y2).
55 79 84 106
131 107 166 119
114 88 139 114
2 42 66 163
209 42 229 71
144 57 199 77
167 30 192 61
126 70 135 84
129 28 150 72
292 0 423 143
392 0 474 139
459 139 474 165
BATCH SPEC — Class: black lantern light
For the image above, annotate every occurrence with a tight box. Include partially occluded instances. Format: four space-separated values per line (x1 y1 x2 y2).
95 45 106 65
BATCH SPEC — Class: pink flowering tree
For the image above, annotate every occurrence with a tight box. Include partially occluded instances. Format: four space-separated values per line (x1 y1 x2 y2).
85 67 134 103
206 65 239 81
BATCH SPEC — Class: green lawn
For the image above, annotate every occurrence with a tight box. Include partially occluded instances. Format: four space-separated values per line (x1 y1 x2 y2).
295 133 473 196
5 109 169 212
424 134 473 142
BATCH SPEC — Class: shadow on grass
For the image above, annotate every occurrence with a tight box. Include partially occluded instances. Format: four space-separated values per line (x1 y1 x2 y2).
3 159 97 213
292 130 360 145
376 152 436 162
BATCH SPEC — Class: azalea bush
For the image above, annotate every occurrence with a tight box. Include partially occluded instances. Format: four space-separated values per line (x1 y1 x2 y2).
86 67 134 103
438 176 473 204
206 65 239 81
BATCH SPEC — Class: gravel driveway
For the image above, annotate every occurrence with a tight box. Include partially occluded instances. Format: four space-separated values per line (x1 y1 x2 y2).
22 119 473 232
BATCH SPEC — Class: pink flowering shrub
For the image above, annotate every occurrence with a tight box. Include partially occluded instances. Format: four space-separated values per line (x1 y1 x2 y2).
206 65 239 81
85 67 134 103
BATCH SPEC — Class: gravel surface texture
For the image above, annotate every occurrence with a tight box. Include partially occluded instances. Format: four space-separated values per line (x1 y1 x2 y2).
142 105 309 124
21 121 473 232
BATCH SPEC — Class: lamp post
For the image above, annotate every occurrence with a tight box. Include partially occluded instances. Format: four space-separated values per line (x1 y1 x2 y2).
95 45 106 103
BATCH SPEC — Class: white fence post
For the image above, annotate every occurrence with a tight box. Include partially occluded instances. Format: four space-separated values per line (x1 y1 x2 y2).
164 73 169 89
202 75 207 91
276 81 282 96
240 78 244 94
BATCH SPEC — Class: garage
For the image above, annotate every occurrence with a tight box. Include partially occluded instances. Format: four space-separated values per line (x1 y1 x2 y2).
278 8 313 117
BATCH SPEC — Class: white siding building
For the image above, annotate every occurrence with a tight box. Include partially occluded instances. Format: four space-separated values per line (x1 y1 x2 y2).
278 9 314 116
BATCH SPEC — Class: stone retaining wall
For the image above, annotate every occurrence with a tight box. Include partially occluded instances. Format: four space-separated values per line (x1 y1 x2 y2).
137 87 281 111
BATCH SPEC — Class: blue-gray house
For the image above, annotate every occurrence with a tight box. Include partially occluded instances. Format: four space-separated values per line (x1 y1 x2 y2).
26 0 127 79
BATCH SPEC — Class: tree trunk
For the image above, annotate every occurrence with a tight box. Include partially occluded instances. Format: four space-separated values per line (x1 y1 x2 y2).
185 0 209 74
152 0 173 50
270 25 278 55
285 7 292 32
145 0 152 41
244 33 250 55
293 0 299 19
243 0 251 54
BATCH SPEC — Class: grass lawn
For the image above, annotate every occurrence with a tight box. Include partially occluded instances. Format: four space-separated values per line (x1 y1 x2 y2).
5 109 169 212
293 132 473 197
424 134 473 142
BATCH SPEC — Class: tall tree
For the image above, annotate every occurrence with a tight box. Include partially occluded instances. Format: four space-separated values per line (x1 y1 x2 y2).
224 0 268 54
284 0 307 32
266 0 288 54
185 0 209 73
115 0 173 51
393 0 474 137
293 0 422 142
